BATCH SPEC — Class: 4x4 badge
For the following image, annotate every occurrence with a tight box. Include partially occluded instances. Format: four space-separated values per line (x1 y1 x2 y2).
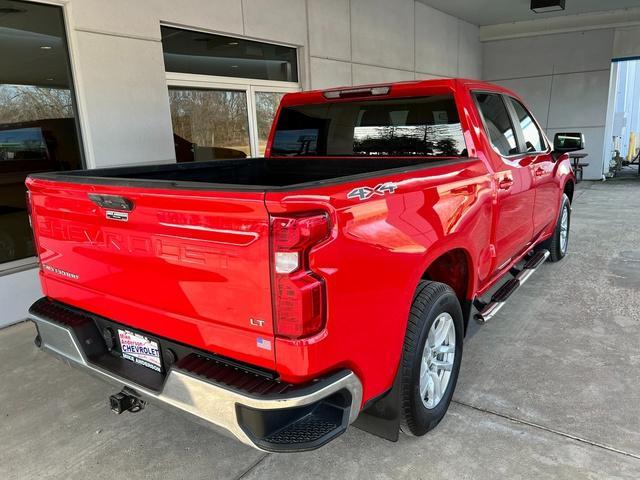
347 182 398 201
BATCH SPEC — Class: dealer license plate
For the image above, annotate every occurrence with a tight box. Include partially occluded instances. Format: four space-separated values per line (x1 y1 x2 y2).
118 329 162 372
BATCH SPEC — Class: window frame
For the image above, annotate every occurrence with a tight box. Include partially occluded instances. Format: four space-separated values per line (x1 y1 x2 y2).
471 90 522 160
166 66 301 159
504 96 551 155
165 73 299 158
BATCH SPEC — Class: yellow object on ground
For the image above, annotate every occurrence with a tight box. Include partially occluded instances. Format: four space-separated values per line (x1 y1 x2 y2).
627 131 637 161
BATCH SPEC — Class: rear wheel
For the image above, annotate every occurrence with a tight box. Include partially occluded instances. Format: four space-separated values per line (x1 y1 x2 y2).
400 281 463 436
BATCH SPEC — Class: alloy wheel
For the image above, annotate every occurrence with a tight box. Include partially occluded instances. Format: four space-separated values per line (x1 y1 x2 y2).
419 312 456 409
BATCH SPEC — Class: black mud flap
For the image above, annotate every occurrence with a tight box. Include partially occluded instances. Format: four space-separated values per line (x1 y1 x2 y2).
352 363 402 442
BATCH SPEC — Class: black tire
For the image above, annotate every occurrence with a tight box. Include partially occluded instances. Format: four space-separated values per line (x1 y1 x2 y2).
538 193 571 262
400 281 464 436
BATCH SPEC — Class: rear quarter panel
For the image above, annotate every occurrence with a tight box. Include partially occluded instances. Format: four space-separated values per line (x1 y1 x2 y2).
266 158 493 403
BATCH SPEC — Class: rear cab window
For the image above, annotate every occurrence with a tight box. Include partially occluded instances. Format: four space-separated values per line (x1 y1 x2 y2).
270 95 468 157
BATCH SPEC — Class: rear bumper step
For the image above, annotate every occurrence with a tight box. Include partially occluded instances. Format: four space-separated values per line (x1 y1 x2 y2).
474 249 550 324
28 298 362 452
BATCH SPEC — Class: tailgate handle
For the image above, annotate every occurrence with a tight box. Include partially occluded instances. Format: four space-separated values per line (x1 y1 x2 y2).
88 193 135 211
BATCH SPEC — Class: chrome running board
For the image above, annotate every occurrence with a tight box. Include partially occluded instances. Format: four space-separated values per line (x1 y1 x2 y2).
474 249 550 324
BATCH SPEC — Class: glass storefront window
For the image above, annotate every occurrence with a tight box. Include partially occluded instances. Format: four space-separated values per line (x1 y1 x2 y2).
255 91 285 156
161 26 298 83
0 0 83 265
169 88 251 162
162 26 298 161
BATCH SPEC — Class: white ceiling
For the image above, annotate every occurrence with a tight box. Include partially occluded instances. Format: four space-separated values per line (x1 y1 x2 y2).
417 0 640 26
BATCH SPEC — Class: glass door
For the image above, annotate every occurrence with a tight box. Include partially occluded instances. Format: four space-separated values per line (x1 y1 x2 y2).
168 87 251 162
166 75 298 160
251 88 290 156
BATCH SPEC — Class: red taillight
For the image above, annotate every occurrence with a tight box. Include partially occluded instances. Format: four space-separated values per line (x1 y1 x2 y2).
271 213 330 339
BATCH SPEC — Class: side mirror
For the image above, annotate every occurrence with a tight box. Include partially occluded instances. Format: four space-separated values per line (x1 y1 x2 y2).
553 132 585 153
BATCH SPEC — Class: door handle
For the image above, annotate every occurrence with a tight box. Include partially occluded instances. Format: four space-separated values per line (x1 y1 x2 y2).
88 193 135 211
498 178 514 190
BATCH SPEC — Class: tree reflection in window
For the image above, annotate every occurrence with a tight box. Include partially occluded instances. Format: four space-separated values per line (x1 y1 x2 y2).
354 124 465 156
0 85 73 124
255 92 285 155
168 88 250 161
271 94 467 157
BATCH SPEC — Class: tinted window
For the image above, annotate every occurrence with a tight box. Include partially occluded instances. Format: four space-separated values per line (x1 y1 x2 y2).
271 95 467 157
0 0 83 265
474 93 518 157
510 98 545 152
161 26 298 82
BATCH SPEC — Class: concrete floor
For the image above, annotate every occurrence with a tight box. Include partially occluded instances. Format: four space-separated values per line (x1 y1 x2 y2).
2 180 640 479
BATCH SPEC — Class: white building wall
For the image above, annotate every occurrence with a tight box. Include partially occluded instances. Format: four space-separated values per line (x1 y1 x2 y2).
0 268 41 329
310 0 481 89
482 28 616 180
613 26 640 59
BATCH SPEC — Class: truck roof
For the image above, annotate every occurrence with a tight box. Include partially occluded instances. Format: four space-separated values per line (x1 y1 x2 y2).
279 78 522 108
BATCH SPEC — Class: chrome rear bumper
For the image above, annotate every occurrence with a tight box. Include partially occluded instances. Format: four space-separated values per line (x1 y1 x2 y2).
29 299 362 452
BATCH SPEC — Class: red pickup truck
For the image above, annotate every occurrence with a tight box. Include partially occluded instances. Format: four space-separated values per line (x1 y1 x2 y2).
26 79 582 452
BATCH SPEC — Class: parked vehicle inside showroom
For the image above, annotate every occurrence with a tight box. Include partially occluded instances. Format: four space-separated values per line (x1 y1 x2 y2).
25 79 583 451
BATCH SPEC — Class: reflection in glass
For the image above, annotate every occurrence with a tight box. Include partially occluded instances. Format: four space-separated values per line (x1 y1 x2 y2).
161 26 298 83
255 92 285 155
271 95 467 157
353 124 465 156
474 93 518 157
169 88 250 162
510 99 544 152
0 0 82 264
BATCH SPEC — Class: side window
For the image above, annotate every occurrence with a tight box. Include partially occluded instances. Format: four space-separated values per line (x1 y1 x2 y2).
474 93 518 157
509 98 545 153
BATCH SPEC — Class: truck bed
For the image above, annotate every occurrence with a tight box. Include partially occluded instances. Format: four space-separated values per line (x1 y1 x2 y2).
29 156 458 190
26 154 468 374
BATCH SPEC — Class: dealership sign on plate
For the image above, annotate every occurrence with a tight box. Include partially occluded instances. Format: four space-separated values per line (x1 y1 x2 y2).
118 329 162 372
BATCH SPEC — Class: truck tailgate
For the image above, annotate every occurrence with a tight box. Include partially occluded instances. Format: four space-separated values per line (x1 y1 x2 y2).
26 178 275 370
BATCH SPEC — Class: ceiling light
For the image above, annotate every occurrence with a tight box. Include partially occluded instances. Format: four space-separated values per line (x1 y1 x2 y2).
227 41 239 46
40 46 53 50
231 65 238 68
45 77 54 81
531 0 565 13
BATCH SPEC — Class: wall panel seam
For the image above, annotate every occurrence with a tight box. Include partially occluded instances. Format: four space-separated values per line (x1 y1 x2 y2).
487 68 611 82
74 27 160 43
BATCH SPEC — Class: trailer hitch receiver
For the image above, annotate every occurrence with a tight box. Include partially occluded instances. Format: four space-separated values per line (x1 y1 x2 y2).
109 388 145 414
